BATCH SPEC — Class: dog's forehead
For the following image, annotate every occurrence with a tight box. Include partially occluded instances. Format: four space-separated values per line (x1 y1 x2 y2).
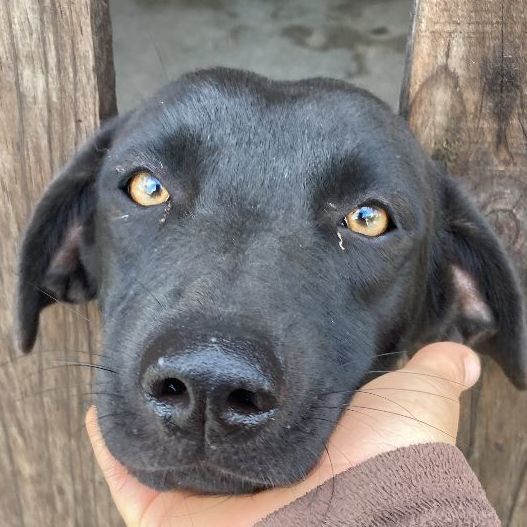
127 71 394 150
111 70 430 205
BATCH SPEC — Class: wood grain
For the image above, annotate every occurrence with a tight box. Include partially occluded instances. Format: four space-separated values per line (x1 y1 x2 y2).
400 1 527 524
0 1 121 525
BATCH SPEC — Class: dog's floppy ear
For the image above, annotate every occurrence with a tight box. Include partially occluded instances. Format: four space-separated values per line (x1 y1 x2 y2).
17 116 124 352
430 174 527 389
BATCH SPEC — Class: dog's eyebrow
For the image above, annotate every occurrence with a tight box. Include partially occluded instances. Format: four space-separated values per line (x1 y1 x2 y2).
108 125 209 182
308 147 389 200
306 148 423 231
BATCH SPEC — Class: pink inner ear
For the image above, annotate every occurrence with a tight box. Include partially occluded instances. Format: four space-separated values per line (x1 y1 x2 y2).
49 223 84 271
451 266 494 325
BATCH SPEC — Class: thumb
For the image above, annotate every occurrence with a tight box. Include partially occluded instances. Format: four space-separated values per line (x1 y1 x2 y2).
334 341 482 464
403 342 481 397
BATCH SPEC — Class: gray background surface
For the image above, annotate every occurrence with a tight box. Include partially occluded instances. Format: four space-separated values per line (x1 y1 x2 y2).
110 0 413 112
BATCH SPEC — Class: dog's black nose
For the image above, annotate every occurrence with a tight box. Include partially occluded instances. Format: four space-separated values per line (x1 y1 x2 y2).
141 339 281 434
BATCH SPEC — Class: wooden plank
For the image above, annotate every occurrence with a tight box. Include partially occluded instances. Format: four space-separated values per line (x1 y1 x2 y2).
400 1 527 524
0 1 121 525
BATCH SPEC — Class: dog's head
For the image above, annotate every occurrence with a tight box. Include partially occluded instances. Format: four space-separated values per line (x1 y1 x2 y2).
17 69 527 493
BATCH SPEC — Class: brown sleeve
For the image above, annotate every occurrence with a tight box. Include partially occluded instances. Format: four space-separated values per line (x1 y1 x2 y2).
256 443 500 527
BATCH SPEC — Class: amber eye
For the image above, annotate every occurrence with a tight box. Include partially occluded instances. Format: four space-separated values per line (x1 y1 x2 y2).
127 171 170 206
343 205 390 237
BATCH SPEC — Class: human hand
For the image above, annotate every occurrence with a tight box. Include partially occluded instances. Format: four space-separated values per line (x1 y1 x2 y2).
86 342 481 527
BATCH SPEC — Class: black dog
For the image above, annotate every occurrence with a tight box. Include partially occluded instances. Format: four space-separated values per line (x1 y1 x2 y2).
17 68 527 494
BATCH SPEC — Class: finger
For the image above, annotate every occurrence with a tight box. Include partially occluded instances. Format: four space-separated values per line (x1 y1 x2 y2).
85 406 159 527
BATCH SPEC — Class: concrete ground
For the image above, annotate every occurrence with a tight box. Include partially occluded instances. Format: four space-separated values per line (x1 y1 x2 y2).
110 0 413 112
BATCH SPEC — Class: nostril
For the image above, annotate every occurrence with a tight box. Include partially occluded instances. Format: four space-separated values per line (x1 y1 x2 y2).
227 389 259 415
151 377 190 406
226 389 277 415
161 378 186 397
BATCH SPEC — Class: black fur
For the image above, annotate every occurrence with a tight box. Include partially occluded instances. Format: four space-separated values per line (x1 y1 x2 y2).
17 68 527 494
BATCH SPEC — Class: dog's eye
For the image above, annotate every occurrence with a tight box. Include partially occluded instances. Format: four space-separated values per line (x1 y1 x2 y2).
127 171 170 207
343 205 390 237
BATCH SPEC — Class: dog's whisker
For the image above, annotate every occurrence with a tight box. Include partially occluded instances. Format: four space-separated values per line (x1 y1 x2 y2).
14 273 133 339
311 387 459 416
135 276 168 310
77 410 140 438
317 386 459 401
15 388 124 404
181 492 197 527
314 403 462 445
358 386 458 401
364 369 469 387
24 280 93 323
260 426 323 489
167 495 234 518
352 389 419 419
28 361 119 377
338 408 386 436
51 360 119 374
374 350 410 358
79 410 139 436
321 443 337 522
309 416 359 436
291 420 345 516
312 389 420 421
1 348 108 367
352 405 467 447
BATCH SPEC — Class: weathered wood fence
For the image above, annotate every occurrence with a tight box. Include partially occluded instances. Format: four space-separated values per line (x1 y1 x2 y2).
0 0 525 525
0 1 122 526
401 2 527 523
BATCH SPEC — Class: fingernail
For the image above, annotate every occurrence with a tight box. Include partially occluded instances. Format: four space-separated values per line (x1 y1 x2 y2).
463 352 481 387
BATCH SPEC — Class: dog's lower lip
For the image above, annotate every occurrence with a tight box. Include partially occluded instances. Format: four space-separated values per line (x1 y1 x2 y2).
132 460 271 490
124 452 255 479
141 461 258 481
198 461 268 486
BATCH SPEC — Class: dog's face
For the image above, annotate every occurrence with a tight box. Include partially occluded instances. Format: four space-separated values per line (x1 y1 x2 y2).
18 69 527 493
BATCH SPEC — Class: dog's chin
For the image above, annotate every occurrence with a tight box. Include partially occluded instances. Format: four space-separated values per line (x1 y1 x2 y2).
130 463 279 494
105 392 350 494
